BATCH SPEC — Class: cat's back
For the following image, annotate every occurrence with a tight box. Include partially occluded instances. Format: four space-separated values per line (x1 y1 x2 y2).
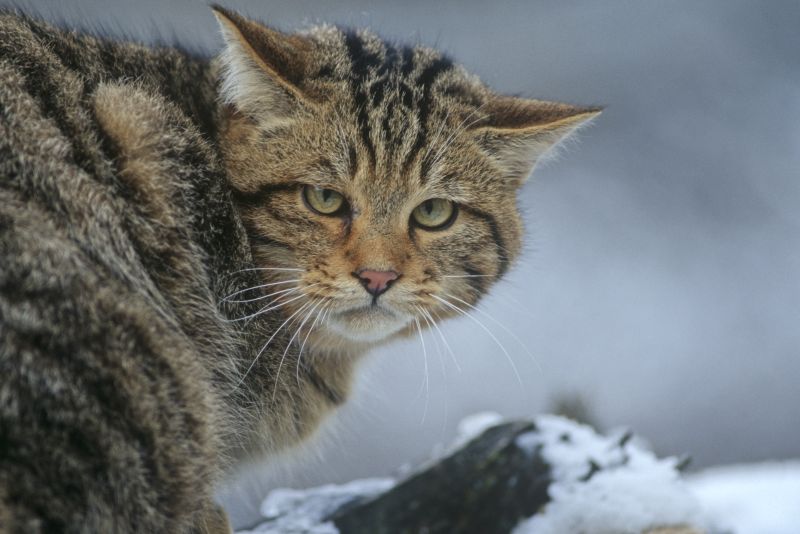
0 9 225 348
0 11 240 533
0 12 216 116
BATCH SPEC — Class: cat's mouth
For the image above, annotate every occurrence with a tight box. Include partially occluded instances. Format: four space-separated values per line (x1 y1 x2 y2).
337 305 396 319
326 303 410 342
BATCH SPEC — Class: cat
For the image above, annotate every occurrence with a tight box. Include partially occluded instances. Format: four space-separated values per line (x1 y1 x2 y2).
0 5 598 533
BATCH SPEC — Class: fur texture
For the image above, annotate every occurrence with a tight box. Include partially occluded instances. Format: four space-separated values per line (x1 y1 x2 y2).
0 7 597 532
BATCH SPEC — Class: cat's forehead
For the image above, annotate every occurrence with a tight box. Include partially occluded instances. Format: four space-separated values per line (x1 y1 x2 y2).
304 27 487 197
306 25 453 80
307 25 484 116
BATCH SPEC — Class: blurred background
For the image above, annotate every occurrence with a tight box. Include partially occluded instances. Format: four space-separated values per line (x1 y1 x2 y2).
6 0 800 527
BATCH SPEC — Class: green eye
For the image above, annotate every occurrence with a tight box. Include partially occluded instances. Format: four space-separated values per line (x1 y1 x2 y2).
411 198 456 230
303 185 346 215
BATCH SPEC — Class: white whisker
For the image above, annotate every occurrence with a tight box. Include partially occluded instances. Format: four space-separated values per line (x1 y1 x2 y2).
420 306 461 373
415 305 452 442
416 306 446 378
295 299 331 385
429 293 523 386
222 266 305 281
272 298 325 402
225 284 319 323
443 292 541 372
224 284 300 305
421 307 454 443
240 290 307 328
412 315 430 425
231 267 305 273
441 274 495 279
225 292 305 323
221 279 302 302
320 304 335 332
233 297 314 390
492 291 540 323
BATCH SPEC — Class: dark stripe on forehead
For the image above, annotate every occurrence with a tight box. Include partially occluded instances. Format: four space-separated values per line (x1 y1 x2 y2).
343 30 380 83
370 44 396 108
402 56 454 177
461 205 509 279
398 48 416 108
378 44 415 142
343 30 380 169
347 144 358 176
417 57 455 94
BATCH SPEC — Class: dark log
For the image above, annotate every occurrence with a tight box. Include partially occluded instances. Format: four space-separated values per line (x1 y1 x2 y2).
328 421 551 534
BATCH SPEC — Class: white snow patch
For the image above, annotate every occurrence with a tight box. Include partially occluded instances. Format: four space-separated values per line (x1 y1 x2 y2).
514 464 707 534
241 478 394 533
513 415 708 534
688 461 800 534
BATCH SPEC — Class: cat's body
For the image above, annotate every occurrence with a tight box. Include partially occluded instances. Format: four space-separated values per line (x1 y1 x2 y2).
0 7 597 533
1 12 245 532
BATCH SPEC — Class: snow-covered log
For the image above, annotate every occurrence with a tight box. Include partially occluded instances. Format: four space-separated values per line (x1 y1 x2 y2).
240 414 713 533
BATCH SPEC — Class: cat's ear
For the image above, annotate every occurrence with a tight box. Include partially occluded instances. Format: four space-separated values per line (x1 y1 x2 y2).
212 6 313 121
471 96 601 185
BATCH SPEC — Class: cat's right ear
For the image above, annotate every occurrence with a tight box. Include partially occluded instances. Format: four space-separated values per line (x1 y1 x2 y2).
470 96 601 186
212 6 313 122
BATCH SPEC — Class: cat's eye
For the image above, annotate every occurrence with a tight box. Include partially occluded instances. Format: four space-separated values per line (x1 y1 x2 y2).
303 185 347 216
411 199 457 230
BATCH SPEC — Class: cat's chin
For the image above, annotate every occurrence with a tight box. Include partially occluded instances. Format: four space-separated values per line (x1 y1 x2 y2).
326 305 410 343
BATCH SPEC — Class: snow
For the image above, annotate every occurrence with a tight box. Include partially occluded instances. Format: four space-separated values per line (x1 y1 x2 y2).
240 478 393 533
513 415 708 534
687 461 800 534
238 413 800 534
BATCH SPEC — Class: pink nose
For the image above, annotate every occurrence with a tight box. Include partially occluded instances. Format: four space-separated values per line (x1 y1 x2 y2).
355 269 400 298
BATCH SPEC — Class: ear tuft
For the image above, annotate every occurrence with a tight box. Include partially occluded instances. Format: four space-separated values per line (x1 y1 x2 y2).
211 6 313 120
473 96 601 184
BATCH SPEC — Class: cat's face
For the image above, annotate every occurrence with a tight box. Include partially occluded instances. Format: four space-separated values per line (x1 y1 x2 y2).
224 105 523 344
214 8 598 347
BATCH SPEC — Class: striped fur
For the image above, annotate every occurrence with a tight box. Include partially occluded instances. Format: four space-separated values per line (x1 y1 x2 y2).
0 6 597 533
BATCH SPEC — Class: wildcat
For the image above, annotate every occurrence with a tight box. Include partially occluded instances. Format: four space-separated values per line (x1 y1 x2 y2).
0 5 598 533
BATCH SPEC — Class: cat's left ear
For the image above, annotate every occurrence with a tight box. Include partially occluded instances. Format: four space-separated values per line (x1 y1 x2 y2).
471 96 601 185
212 6 314 121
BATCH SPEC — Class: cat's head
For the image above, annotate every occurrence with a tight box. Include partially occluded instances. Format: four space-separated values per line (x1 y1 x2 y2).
213 7 598 348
